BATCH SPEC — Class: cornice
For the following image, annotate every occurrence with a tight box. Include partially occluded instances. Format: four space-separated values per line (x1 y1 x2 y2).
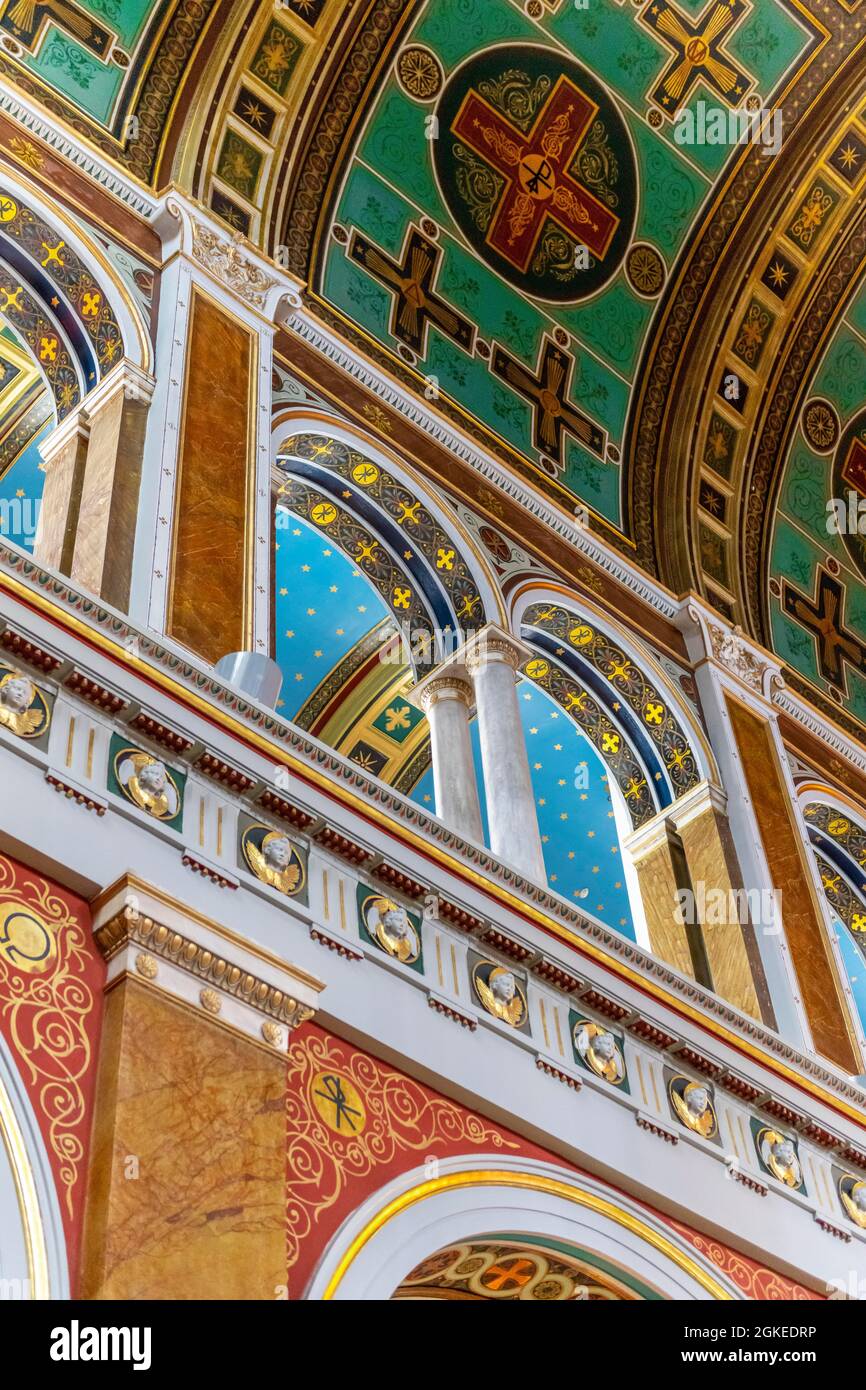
0 88 159 218
4 544 866 1125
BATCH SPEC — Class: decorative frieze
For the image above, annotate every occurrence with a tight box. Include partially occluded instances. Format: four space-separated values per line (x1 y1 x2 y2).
91 875 323 1050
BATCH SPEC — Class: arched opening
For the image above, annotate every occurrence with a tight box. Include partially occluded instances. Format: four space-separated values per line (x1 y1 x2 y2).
305 1157 736 1301
392 1233 655 1300
801 790 866 1041
272 422 500 791
0 168 152 606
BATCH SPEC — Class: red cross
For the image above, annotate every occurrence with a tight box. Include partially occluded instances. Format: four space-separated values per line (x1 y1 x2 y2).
450 76 619 272
842 437 866 497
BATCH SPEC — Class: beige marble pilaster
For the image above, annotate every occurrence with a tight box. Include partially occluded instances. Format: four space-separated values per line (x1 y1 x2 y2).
79 876 323 1300
69 361 154 611
33 411 90 574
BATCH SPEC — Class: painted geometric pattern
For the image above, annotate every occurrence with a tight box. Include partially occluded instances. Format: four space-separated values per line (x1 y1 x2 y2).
0 189 123 412
522 600 701 798
280 432 487 630
320 0 811 528
521 652 655 828
803 802 866 1034
396 1238 647 1299
770 271 866 728
0 0 165 123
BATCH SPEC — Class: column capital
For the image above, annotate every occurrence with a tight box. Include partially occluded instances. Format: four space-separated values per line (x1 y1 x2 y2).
38 408 90 473
462 623 533 675
415 673 474 711
154 186 305 323
91 873 324 1052
84 356 156 414
675 596 783 703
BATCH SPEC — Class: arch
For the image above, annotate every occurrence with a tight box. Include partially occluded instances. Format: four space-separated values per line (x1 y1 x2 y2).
304 1156 737 1301
273 410 505 634
0 165 152 418
0 1033 69 1299
508 581 719 823
798 783 866 1041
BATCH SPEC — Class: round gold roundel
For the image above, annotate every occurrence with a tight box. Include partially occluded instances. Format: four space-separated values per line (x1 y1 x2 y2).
311 1069 366 1136
0 901 57 974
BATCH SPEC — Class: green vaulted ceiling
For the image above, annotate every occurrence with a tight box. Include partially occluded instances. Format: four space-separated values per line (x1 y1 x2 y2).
771 276 866 729
314 0 811 538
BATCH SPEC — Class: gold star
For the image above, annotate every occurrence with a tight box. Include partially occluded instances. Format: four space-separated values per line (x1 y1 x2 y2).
839 143 860 170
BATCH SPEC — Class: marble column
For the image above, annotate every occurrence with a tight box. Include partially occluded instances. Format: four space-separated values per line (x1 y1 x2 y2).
418 675 484 845
466 627 547 884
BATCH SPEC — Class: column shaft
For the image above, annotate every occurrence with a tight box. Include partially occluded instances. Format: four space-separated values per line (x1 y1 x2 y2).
421 678 484 844
70 379 150 611
34 414 89 574
470 644 546 883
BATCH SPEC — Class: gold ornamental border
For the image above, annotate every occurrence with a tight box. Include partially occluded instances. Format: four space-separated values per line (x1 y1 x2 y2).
320 1169 733 1301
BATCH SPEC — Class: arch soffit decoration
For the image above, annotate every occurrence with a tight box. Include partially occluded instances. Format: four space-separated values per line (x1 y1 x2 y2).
304 1156 739 1302
0 166 152 421
274 415 505 673
798 784 866 947
509 582 718 826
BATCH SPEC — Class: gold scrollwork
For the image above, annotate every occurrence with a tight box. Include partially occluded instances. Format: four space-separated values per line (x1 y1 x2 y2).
0 855 95 1219
286 1031 519 1278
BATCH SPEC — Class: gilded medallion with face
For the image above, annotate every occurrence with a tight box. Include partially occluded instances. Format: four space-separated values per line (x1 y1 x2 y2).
242 825 305 896
0 670 49 739
573 1020 625 1085
840 1175 866 1229
669 1076 717 1139
757 1127 802 1189
115 750 181 821
361 894 420 963
472 961 527 1028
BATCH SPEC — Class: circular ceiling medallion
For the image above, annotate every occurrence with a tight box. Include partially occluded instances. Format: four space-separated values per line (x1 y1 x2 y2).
433 46 637 303
802 397 840 454
397 45 443 102
831 406 866 579
626 242 665 298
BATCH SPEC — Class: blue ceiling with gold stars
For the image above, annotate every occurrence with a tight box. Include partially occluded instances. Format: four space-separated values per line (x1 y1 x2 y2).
274 509 634 939
274 508 392 716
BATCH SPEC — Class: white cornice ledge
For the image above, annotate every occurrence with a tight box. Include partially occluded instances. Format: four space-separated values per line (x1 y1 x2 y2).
0 89 159 217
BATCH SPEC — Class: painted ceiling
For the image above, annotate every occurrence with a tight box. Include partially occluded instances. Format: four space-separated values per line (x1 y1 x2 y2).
251 0 866 744
302 0 812 540
0 0 219 181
